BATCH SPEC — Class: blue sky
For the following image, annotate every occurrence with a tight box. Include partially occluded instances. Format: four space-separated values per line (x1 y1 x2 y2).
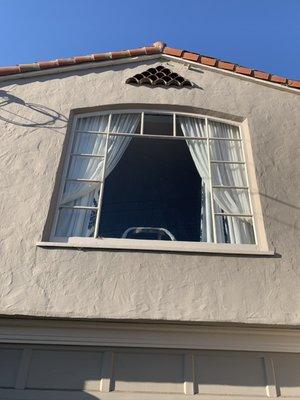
1 0 300 79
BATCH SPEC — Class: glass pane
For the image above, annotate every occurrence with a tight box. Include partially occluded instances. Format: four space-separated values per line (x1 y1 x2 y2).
67 155 104 180
75 114 109 133
213 188 251 214
176 116 206 138
72 132 107 155
211 163 247 187
143 113 173 136
215 215 255 244
209 120 240 139
210 140 243 161
61 182 100 207
99 137 204 242
110 113 141 134
55 208 96 237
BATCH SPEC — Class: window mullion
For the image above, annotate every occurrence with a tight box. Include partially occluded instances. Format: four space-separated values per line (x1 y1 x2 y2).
93 114 112 238
206 118 217 243
173 113 176 136
140 112 144 135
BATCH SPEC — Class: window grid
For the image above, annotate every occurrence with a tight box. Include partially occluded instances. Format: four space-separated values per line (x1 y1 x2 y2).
54 110 255 243
93 114 112 238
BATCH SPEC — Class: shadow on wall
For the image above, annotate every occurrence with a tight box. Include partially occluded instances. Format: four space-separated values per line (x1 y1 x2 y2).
0 89 68 130
260 192 300 232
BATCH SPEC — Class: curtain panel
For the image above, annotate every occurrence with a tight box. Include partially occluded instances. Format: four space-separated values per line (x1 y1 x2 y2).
56 114 139 237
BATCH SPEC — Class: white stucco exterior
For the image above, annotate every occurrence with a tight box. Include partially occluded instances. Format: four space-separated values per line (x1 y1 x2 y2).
0 56 299 326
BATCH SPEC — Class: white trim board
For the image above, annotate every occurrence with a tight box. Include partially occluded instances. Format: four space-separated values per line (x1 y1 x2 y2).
0 319 299 353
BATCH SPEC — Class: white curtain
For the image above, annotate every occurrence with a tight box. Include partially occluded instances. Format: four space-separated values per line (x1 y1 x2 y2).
179 117 254 244
209 121 254 244
178 117 213 242
56 113 139 237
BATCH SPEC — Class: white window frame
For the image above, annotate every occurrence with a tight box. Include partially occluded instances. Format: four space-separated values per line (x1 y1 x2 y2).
41 108 271 255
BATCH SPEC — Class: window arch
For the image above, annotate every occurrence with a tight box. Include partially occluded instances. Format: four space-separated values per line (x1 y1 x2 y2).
51 108 267 250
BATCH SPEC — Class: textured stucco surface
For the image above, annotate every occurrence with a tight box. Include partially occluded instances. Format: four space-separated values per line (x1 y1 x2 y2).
0 58 299 325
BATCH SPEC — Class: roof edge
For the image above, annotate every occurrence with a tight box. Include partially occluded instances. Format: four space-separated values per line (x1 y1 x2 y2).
0 41 299 91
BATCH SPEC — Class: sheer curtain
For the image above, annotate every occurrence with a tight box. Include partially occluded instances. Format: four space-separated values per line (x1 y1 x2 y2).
56 113 139 237
209 121 254 244
179 117 254 244
178 117 213 242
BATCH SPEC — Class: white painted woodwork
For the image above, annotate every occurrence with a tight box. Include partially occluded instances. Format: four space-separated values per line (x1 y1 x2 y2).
0 343 300 399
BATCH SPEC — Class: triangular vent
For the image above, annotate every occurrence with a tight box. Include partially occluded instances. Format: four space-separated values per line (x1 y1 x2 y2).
126 65 193 88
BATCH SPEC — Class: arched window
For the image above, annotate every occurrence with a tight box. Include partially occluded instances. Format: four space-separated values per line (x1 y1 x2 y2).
51 109 266 250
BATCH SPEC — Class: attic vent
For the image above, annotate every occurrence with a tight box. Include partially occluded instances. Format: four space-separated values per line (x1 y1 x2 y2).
126 65 193 88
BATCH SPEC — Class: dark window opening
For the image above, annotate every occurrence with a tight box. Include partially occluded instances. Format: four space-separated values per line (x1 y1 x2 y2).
99 137 202 242
143 114 173 136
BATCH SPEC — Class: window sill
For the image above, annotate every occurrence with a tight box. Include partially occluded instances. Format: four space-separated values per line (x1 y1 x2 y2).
37 237 274 256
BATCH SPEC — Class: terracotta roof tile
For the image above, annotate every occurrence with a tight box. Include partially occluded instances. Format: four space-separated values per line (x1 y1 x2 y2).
0 66 21 76
39 60 60 69
217 60 235 71
74 55 94 63
92 53 111 61
57 58 76 66
270 74 287 84
182 52 199 62
200 56 217 67
253 70 270 80
287 79 300 89
0 40 298 90
164 47 183 57
235 66 252 76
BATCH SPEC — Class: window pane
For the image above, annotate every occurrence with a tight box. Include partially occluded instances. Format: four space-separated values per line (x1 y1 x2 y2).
55 208 96 237
75 114 109 132
99 137 204 242
209 120 240 139
62 182 100 207
176 116 206 138
211 163 247 187
72 132 107 155
110 113 141 134
210 140 243 161
215 215 255 244
67 155 104 180
143 114 173 136
213 188 251 214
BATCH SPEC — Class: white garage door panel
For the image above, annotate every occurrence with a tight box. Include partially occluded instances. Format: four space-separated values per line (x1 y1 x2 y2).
0 348 22 388
0 344 299 399
195 354 267 396
274 354 300 397
113 351 185 393
27 349 103 390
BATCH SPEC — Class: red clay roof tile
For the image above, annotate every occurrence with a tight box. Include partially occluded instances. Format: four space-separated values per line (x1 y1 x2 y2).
217 60 235 71
182 52 199 62
164 47 183 57
287 79 300 88
38 60 60 69
270 74 287 84
253 70 270 80
0 41 298 90
92 53 111 61
0 66 21 75
200 56 217 67
235 66 252 76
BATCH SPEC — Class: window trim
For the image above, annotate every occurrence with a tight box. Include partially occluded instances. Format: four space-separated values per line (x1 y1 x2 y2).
47 108 270 254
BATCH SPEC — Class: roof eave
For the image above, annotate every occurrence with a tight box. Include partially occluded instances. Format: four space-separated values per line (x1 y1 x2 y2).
0 54 162 83
0 50 299 95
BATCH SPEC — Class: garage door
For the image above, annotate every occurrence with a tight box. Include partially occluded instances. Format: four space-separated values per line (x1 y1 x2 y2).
0 344 299 399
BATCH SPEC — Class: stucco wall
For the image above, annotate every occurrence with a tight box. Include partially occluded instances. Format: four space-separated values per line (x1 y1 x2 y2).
0 58 299 325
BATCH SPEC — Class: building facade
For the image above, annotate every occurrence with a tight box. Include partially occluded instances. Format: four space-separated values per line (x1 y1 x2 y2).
0 41 299 399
